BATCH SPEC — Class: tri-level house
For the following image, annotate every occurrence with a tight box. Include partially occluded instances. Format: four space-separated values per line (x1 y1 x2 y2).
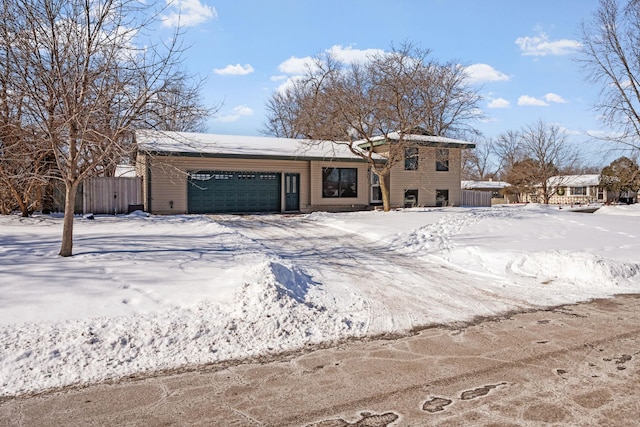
134 130 475 214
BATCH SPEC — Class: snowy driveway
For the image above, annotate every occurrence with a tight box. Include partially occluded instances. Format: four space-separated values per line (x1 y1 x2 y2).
214 213 527 333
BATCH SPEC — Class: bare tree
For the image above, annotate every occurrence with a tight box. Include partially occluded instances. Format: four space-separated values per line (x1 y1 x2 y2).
492 130 525 180
600 156 640 202
503 158 540 202
462 138 496 180
263 42 482 211
263 78 310 138
579 0 640 150
517 120 581 203
4 0 204 256
0 129 54 216
145 77 216 133
0 1 56 216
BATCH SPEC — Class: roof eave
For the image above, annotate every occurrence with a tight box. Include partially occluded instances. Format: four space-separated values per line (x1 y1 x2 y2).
139 149 370 163
357 140 476 149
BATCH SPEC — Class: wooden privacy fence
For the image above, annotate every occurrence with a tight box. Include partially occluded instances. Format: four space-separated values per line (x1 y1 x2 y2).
461 190 491 207
82 177 143 214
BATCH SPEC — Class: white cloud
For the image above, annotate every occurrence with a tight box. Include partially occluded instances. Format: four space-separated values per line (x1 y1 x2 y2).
162 0 216 28
275 75 305 94
558 125 582 136
488 98 511 109
326 45 384 64
518 95 548 106
213 64 255 76
544 92 567 103
277 45 384 77
278 56 316 75
214 105 253 123
273 45 387 96
464 64 510 84
517 93 567 107
515 30 582 56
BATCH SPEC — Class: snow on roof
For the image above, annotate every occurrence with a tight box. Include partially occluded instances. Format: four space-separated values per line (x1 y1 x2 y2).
358 131 476 148
115 165 136 178
546 174 600 187
135 130 369 161
462 180 510 189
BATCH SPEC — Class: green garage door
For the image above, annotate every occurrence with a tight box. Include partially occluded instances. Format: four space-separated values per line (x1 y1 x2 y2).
188 171 281 214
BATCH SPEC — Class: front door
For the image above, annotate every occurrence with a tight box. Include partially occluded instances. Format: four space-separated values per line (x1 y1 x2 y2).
371 170 382 205
284 173 300 211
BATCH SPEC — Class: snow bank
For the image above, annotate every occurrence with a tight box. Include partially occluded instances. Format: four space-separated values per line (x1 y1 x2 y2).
509 251 640 285
0 259 364 396
594 203 640 216
1 204 640 396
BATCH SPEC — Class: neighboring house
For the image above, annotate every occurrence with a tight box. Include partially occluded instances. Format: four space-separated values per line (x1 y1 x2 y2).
461 179 513 205
135 130 474 215
523 174 612 205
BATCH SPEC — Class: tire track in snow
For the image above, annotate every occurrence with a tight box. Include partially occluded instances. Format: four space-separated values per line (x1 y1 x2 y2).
214 212 520 335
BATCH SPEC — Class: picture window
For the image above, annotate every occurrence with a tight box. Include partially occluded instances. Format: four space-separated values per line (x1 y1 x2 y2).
322 167 358 198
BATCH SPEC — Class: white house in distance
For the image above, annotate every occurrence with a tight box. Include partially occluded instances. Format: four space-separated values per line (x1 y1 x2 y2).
134 130 475 215
524 174 607 205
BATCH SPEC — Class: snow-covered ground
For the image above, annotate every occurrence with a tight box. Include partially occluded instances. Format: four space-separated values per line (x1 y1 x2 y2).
1 204 639 397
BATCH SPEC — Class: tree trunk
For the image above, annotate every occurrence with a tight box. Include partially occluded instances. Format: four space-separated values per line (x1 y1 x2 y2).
59 181 77 257
379 172 391 212
7 181 28 217
543 186 550 204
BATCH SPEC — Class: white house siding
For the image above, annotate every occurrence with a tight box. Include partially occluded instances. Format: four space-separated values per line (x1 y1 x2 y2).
389 147 463 207
546 186 601 205
523 175 607 205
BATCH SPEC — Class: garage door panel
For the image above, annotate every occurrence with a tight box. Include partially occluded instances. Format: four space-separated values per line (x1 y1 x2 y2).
188 171 280 213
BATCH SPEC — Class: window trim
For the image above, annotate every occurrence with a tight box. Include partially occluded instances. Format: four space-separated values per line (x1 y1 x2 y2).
570 186 587 196
436 148 449 172
404 147 419 171
322 167 358 199
370 170 382 203
435 189 449 207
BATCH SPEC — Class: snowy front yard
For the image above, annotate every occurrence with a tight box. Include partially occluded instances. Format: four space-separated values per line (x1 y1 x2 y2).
1 204 639 397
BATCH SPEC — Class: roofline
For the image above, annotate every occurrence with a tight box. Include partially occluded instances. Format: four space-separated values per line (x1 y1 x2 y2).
139 149 371 163
357 140 476 149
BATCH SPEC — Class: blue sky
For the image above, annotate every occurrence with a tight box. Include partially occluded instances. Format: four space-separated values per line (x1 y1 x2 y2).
160 0 611 162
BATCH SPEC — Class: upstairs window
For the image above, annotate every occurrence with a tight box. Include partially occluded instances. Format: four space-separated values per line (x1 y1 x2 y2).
404 147 419 170
436 148 449 171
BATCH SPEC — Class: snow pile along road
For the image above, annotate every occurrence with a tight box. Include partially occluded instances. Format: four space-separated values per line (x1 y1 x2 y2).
1 204 639 396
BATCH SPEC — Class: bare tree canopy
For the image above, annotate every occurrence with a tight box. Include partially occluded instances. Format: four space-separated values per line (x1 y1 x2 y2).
600 156 640 201
263 42 482 211
579 0 640 150
0 0 211 256
461 138 496 181
145 78 216 133
502 120 581 203
492 130 525 180
503 158 541 201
